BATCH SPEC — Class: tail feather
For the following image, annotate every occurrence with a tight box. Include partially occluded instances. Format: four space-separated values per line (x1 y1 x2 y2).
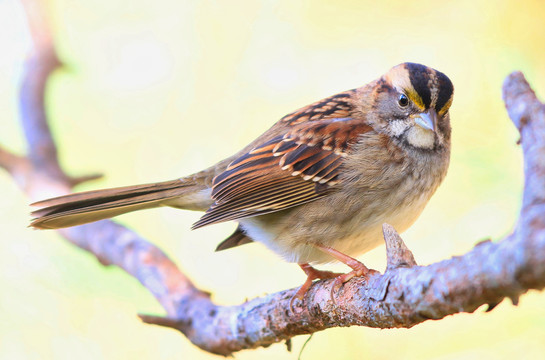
30 179 205 229
32 180 185 208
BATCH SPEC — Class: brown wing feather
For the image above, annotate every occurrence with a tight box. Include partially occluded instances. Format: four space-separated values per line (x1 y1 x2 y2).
192 92 373 229
280 91 353 125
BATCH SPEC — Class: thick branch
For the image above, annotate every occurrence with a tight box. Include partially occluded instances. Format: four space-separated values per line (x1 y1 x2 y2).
2 4 545 355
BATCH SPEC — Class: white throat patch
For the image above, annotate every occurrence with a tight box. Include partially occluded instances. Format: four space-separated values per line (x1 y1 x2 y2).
406 126 435 149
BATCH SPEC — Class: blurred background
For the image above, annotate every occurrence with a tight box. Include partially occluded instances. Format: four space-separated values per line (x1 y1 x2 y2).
1 0 544 359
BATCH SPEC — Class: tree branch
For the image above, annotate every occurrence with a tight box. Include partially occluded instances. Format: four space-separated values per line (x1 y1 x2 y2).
2 3 545 356
18 0 102 187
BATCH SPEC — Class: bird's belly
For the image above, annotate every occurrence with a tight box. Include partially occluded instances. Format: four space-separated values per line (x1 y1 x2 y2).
240 183 434 264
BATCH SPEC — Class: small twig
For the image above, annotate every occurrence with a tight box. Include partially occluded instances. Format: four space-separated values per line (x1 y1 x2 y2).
383 223 418 271
298 334 314 360
0 145 27 174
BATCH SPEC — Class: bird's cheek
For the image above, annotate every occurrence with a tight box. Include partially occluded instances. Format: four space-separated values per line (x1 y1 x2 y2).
388 120 409 137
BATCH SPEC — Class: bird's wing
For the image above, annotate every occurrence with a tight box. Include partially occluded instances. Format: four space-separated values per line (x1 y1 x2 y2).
192 91 374 228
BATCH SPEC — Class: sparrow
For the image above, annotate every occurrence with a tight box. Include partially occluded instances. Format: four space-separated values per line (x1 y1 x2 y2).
31 62 454 302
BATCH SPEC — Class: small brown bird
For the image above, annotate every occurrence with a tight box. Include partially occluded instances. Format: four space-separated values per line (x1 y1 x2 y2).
31 62 453 300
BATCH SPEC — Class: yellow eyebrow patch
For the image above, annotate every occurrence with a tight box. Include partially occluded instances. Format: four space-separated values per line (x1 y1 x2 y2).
437 95 453 116
405 89 426 110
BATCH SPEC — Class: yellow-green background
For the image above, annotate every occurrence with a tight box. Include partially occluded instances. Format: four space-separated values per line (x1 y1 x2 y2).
1 0 544 359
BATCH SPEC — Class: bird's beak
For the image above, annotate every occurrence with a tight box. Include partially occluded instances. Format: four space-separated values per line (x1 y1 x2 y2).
414 109 438 132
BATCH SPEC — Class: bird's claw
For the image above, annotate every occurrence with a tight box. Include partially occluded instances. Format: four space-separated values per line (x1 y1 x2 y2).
290 263 341 313
329 267 379 304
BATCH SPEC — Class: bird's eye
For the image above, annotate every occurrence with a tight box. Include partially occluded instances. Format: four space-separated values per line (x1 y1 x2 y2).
398 94 409 107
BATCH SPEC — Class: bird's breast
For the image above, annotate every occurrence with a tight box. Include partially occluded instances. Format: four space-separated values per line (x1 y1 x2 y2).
240 147 449 264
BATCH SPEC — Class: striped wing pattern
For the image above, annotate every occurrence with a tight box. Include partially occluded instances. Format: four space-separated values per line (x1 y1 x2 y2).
192 94 373 229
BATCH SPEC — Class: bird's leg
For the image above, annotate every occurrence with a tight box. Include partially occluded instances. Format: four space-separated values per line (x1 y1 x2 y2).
290 263 341 311
315 245 379 302
290 247 378 310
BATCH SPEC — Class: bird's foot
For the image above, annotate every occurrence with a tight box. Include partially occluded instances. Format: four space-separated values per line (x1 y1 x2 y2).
329 262 378 302
315 245 379 304
290 263 341 312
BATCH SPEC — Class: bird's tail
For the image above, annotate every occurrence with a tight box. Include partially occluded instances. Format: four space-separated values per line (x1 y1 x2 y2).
30 178 209 229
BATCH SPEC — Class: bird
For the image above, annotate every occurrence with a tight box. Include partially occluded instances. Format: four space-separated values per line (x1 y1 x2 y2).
30 62 454 302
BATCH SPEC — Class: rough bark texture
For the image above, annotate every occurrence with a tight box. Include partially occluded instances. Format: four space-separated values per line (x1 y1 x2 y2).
1 2 544 356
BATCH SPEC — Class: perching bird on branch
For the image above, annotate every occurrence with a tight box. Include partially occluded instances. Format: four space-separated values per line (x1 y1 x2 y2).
30 62 454 301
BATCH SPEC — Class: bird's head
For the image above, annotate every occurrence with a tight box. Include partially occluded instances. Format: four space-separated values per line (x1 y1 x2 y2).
363 62 454 150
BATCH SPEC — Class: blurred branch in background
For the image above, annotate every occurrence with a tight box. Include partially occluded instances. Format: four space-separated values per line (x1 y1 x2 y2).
18 0 101 187
1 0 544 357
